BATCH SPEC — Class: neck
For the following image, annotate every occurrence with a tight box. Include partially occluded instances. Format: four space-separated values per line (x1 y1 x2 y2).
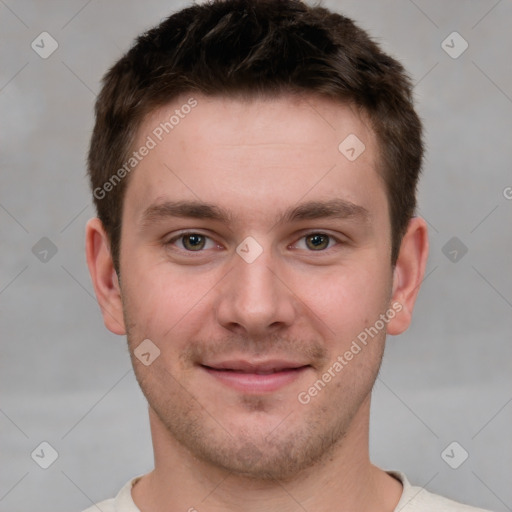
132 394 402 512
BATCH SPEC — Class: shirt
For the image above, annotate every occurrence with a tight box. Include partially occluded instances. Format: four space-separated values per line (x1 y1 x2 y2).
82 471 493 511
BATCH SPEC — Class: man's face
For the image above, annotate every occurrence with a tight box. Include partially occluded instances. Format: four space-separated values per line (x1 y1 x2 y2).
118 94 395 478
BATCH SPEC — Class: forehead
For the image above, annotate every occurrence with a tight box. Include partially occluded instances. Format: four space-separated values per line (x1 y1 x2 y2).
124 93 386 227
139 93 377 156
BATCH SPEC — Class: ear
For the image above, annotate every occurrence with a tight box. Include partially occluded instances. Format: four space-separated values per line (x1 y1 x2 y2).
85 217 126 335
386 216 429 336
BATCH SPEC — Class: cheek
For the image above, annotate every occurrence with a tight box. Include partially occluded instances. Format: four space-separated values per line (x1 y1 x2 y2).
295 261 391 343
122 261 219 342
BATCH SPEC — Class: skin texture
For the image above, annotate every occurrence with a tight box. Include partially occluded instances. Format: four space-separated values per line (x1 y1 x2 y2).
86 93 429 512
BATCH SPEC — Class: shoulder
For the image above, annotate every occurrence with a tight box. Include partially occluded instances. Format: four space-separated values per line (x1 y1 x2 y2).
81 498 116 512
79 476 142 512
390 471 494 512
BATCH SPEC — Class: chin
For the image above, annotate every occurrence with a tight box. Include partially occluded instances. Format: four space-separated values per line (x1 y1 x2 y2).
162 406 349 481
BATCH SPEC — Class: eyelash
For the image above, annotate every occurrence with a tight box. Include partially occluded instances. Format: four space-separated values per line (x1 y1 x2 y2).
165 231 344 253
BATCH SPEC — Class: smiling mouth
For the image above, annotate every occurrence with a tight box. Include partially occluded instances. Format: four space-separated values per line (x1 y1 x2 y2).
205 366 306 375
200 362 311 393
202 365 309 374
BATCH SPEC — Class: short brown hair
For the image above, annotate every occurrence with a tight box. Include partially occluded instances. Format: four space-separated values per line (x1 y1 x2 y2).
88 0 423 270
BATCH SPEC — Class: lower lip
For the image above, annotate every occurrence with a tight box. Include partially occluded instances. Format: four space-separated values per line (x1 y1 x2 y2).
202 366 310 394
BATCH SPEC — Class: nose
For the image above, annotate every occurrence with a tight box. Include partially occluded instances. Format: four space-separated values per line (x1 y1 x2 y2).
215 245 297 338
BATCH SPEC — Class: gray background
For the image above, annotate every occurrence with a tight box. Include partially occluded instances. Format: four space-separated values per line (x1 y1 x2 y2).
1 0 511 510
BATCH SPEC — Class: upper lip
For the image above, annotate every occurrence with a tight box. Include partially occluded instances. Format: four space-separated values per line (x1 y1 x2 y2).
202 359 310 373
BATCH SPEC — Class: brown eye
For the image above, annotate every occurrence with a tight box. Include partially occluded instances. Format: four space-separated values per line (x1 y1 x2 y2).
305 233 330 250
182 234 206 251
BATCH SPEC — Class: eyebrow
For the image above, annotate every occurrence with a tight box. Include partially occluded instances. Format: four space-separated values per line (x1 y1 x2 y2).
141 201 233 226
140 198 370 228
280 199 370 224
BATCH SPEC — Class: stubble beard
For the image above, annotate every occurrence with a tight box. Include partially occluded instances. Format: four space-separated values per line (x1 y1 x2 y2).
120 274 387 481
126 332 384 482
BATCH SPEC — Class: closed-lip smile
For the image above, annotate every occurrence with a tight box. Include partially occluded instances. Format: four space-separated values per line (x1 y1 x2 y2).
201 359 311 393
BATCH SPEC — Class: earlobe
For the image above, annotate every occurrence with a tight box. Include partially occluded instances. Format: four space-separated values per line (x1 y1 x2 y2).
85 218 126 335
387 217 429 336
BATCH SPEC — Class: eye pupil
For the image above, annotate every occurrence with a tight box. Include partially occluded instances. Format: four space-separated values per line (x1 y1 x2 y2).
306 234 329 250
183 234 205 251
